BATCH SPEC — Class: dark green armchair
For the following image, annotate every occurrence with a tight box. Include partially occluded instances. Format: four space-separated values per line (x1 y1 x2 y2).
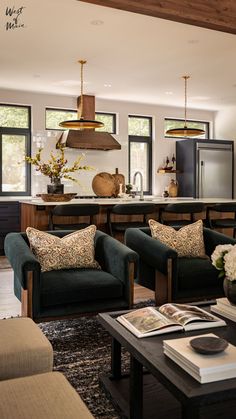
125 227 236 305
4 230 138 322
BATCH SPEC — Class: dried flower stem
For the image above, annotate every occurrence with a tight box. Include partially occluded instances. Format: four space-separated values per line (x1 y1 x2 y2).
25 145 94 183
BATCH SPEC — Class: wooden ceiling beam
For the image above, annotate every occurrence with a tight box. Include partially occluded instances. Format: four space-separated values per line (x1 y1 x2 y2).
79 0 236 35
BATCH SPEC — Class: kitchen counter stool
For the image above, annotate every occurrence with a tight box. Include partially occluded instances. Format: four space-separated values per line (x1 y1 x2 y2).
49 203 100 230
107 203 156 237
206 203 236 238
159 202 206 229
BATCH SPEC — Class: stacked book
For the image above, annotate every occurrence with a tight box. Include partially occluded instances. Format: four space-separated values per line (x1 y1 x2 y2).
211 298 236 322
163 333 236 383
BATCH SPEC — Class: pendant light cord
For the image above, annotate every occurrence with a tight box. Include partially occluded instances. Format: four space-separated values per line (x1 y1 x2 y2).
78 60 86 119
183 75 190 128
58 59 104 130
165 74 205 137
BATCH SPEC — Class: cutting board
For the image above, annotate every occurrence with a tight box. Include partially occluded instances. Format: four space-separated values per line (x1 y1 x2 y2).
92 172 117 197
112 168 125 195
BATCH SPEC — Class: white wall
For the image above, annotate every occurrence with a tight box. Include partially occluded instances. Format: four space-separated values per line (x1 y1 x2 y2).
215 106 236 197
215 107 236 140
0 88 214 196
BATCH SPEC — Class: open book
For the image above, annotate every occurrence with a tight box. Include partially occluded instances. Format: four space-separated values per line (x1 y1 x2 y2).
117 303 226 338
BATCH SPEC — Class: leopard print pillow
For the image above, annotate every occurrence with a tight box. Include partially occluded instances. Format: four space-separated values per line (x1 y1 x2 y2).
148 219 205 257
26 225 101 272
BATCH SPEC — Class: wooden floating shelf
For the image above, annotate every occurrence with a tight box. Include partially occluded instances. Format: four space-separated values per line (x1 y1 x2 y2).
157 169 180 174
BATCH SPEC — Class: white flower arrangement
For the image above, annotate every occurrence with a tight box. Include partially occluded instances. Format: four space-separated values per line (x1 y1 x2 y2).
211 244 236 281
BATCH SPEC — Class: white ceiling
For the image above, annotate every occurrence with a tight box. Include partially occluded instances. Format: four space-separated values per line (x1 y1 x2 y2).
1 0 236 111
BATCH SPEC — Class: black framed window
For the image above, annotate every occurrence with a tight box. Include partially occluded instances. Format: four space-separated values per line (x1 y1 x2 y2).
45 108 117 133
0 104 31 196
128 116 152 195
164 118 210 139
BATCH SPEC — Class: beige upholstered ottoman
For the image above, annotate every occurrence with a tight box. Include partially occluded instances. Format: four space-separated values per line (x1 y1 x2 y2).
0 371 94 419
0 317 53 380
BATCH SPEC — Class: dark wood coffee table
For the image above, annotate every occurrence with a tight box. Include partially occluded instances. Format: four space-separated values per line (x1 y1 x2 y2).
99 308 236 419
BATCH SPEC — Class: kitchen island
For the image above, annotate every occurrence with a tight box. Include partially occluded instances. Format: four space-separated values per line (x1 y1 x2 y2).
19 197 236 233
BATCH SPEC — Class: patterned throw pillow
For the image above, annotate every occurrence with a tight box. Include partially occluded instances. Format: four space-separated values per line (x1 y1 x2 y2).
26 225 101 272
148 219 206 257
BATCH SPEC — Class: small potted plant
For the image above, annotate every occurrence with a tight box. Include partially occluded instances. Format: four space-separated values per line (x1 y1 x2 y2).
125 183 133 195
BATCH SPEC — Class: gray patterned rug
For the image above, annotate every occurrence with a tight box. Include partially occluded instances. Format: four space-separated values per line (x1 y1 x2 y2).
39 302 155 419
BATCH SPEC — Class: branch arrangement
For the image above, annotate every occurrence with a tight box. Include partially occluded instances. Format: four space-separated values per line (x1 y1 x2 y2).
25 146 94 183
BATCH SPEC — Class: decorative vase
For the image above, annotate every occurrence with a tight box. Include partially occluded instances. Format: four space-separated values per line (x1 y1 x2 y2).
47 178 64 194
168 179 178 197
223 277 236 305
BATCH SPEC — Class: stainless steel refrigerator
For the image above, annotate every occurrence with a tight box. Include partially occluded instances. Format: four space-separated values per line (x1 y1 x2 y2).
176 139 234 198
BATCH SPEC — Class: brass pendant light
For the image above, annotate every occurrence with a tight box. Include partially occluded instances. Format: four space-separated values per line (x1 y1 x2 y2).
59 60 104 130
166 75 205 137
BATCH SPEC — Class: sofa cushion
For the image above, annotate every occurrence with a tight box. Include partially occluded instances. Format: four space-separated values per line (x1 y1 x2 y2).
41 269 124 307
26 226 100 272
0 372 94 419
177 258 222 292
0 318 53 380
149 219 205 257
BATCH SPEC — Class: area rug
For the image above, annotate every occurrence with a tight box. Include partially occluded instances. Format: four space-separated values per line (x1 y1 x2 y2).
39 301 155 419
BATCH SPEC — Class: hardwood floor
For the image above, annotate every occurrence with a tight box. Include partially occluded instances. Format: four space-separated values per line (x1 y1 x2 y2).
0 258 154 319
0 269 21 319
134 283 155 304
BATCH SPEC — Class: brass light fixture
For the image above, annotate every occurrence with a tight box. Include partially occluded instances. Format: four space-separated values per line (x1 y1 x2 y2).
166 75 205 137
59 60 104 130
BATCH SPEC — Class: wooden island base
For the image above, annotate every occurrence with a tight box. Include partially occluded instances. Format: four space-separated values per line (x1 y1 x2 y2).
20 202 158 235
20 200 235 239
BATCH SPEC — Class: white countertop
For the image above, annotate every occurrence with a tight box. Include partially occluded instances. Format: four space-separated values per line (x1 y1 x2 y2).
0 196 32 202
18 197 236 206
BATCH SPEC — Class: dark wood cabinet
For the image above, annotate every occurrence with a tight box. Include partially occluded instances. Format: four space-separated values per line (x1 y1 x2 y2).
0 202 20 255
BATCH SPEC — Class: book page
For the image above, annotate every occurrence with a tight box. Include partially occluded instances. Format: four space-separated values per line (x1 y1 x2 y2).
119 307 177 334
159 303 216 327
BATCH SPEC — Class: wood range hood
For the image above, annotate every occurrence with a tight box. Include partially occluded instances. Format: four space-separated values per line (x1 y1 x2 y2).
57 95 121 151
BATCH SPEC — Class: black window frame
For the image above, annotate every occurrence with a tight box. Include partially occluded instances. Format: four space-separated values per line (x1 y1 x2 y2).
128 115 152 195
164 118 210 139
0 104 31 196
45 108 117 134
